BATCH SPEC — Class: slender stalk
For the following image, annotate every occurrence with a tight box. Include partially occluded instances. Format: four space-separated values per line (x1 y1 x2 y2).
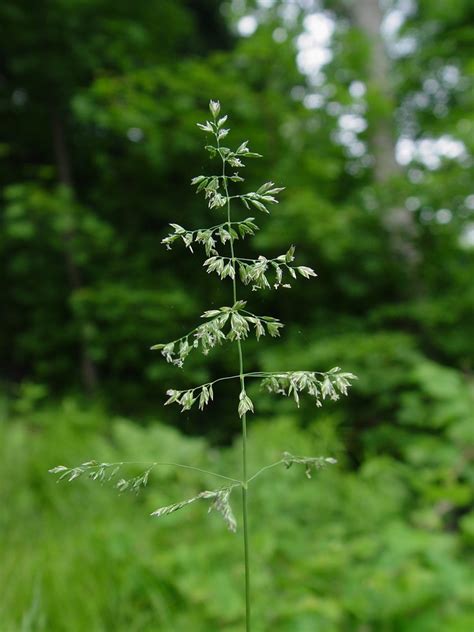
174 369 333 394
219 137 251 631
132 461 241 484
169 219 250 236
247 459 285 484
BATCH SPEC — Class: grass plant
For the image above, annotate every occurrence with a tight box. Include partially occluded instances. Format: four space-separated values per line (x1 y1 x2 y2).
50 101 356 630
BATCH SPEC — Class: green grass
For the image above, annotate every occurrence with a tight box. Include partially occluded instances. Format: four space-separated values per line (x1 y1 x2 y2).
1 396 473 631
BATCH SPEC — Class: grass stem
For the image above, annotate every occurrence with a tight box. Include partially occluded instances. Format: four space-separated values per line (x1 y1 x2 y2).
221 139 252 631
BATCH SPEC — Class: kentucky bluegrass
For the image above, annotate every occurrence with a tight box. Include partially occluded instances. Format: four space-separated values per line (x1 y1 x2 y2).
50 100 356 630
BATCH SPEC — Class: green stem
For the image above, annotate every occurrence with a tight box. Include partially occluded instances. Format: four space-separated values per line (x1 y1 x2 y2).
220 135 252 632
148 461 241 483
247 459 285 484
171 218 252 236
176 369 332 394
211 254 290 264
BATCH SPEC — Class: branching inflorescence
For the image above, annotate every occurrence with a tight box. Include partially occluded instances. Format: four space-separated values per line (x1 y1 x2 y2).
50 100 356 630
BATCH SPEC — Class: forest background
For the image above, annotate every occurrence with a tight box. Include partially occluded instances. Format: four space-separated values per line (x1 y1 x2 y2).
0 0 473 630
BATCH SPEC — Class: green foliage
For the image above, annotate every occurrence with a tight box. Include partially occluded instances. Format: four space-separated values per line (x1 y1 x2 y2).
1 400 472 630
1 0 472 414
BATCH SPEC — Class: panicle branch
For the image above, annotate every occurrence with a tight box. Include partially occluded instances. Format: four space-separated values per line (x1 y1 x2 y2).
151 484 239 533
204 244 317 290
282 452 338 479
161 217 259 256
164 368 357 415
151 301 283 367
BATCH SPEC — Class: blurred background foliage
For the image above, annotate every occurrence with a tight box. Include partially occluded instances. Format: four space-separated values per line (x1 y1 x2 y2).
0 0 473 629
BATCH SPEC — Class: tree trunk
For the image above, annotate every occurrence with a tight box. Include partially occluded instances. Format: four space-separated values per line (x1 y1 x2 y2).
348 0 419 265
51 110 99 393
